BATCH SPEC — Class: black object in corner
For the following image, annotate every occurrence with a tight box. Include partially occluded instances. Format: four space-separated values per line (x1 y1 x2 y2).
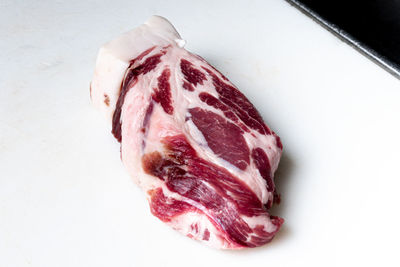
286 0 400 79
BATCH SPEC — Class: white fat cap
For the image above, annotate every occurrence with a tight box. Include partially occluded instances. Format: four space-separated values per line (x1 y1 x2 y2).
90 16 184 122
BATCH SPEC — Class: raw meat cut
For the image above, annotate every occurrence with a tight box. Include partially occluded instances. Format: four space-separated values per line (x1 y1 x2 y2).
91 16 283 249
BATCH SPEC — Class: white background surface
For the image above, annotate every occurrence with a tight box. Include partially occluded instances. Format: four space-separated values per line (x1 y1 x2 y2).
1 0 400 266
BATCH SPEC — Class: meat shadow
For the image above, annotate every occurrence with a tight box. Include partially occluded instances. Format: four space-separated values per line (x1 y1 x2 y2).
267 151 295 245
224 151 295 254
271 151 294 219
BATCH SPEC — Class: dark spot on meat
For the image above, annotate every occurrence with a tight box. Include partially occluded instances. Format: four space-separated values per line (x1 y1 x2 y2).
142 151 164 178
142 151 185 180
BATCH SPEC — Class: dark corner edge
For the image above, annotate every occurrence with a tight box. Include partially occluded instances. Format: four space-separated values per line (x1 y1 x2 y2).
285 0 400 80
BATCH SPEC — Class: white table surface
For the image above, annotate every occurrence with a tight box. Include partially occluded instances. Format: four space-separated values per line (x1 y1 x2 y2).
1 1 400 266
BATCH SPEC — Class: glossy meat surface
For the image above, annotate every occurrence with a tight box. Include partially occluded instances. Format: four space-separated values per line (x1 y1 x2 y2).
91 16 283 249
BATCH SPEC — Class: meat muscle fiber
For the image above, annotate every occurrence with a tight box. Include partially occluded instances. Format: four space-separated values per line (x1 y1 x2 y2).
91 16 283 249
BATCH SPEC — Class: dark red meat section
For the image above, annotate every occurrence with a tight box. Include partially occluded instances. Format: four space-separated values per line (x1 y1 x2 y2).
198 92 239 123
149 188 195 222
142 134 283 247
182 81 195 91
274 132 283 150
251 148 274 192
198 92 250 133
180 59 207 87
112 53 164 142
202 67 271 135
153 68 173 115
189 107 250 170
